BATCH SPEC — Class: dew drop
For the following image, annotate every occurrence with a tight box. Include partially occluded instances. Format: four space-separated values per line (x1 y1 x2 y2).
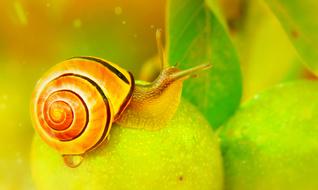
73 19 82 28
2 94 8 100
62 154 84 168
114 6 122 15
14 1 28 26
0 103 7 110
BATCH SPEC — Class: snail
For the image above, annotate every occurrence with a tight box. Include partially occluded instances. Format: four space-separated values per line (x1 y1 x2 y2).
30 30 211 168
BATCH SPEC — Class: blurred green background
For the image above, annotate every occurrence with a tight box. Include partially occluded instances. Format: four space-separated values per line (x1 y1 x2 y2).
0 0 316 189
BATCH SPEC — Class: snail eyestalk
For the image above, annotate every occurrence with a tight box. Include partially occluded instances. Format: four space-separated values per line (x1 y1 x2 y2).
170 63 212 81
156 29 168 70
132 33 213 129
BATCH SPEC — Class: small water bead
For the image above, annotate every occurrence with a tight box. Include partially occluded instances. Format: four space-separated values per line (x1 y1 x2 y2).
15 152 23 165
73 19 82 28
114 6 122 15
16 158 23 165
0 94 8 110
0 103 7 110
63 154 84 168
2 94 8 100
14 1 28 26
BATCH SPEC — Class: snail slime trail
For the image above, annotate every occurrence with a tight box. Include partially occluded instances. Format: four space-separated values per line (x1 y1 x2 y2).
30 30 211 168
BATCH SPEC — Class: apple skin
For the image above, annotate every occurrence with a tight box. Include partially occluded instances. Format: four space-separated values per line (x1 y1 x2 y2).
219 80 318 190
31 100 223 190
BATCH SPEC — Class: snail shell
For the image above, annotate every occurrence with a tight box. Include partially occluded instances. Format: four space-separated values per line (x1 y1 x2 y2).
30 56 134 156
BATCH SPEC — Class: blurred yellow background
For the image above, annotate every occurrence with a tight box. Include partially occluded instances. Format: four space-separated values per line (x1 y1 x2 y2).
0 0 165 189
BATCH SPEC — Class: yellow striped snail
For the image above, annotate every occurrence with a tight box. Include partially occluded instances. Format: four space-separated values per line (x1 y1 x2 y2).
30 30 210 168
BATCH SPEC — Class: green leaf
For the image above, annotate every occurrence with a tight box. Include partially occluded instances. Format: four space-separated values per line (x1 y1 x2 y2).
167 0 242 128
231 0 303 101
264 0 318 75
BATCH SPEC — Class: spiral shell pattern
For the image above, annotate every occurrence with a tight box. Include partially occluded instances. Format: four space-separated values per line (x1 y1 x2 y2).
31 57 134 155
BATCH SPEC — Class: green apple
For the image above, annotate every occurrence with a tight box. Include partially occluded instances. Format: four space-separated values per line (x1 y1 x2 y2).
219 80 318 190
31 100 223 190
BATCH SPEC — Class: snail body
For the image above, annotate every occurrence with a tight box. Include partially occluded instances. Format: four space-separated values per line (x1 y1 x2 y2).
30 31 211 167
